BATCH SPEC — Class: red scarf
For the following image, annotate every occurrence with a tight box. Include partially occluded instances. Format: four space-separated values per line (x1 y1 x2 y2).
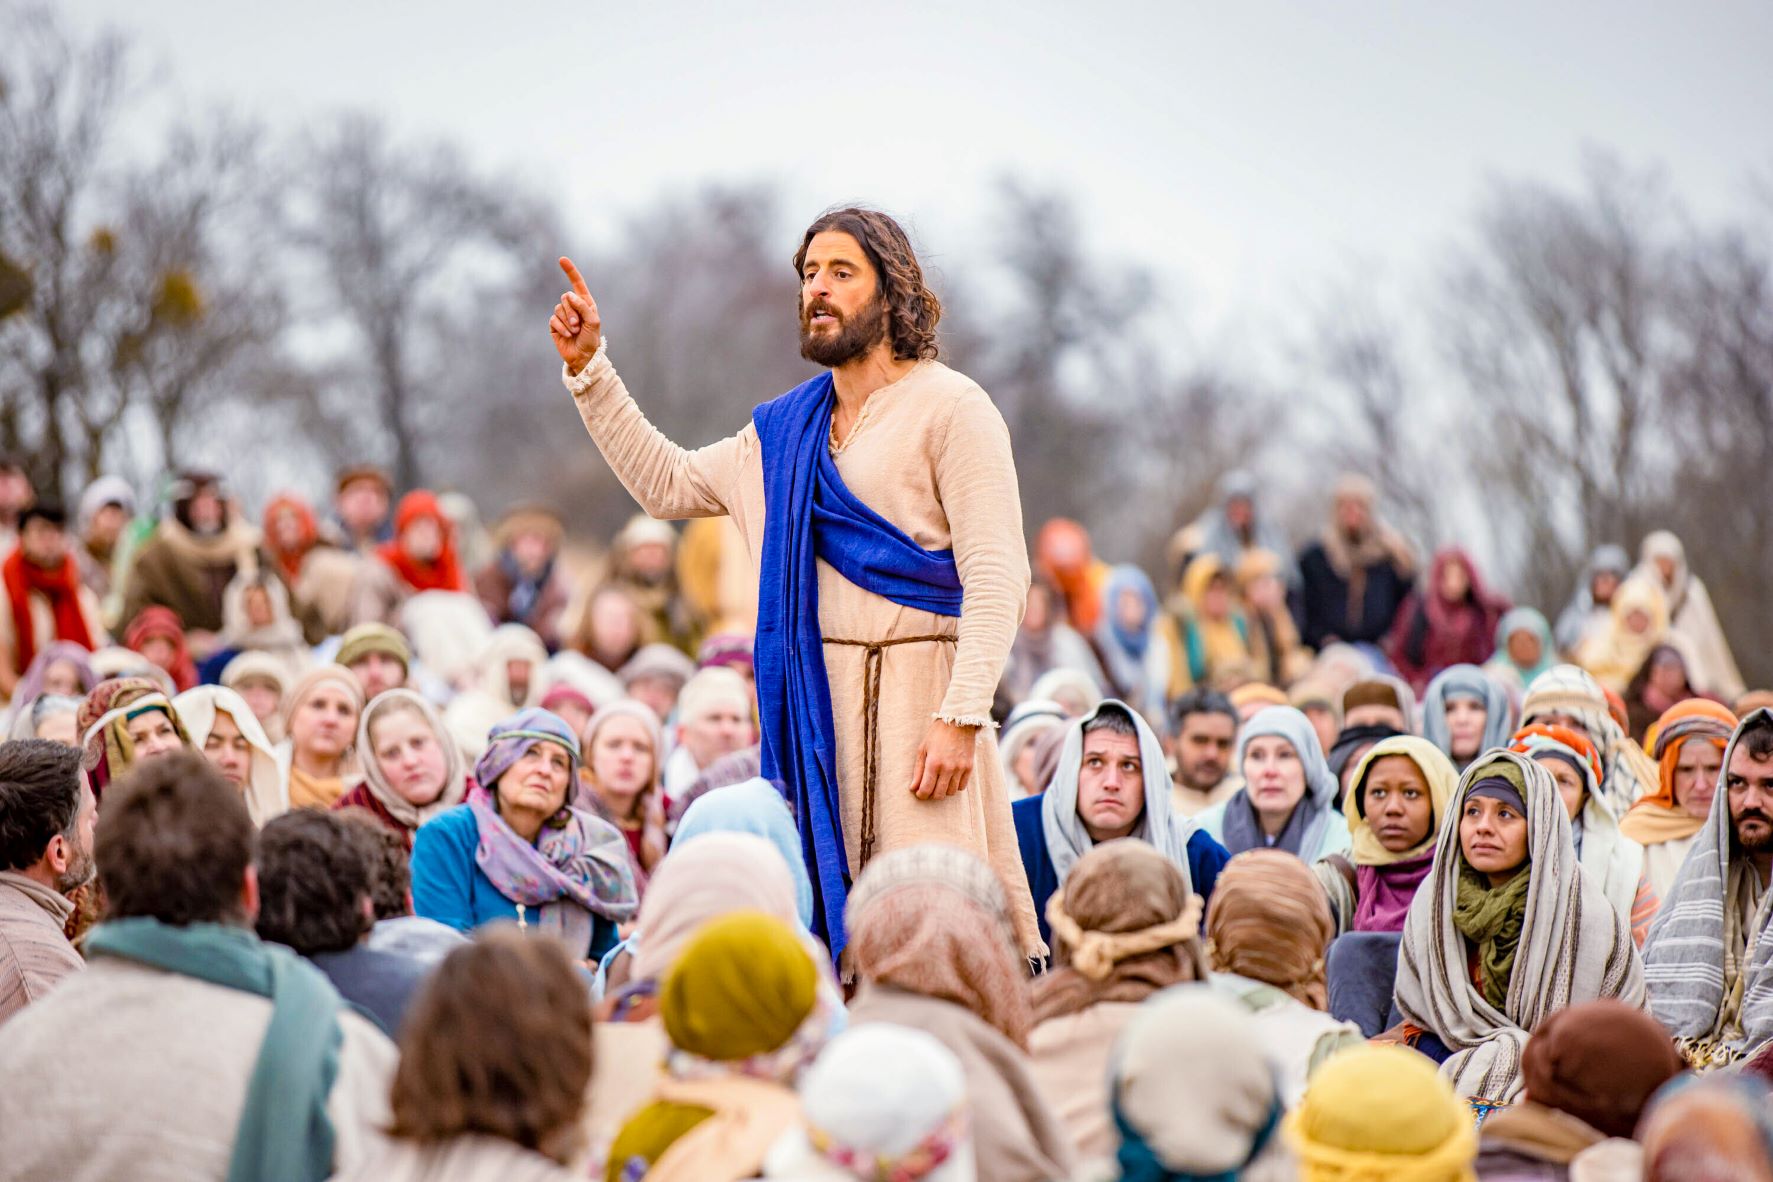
376 491 466 594
263 493 319 585
123 605 199 692
3 549 94 674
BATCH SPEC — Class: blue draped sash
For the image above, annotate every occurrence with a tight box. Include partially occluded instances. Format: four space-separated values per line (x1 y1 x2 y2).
752 372 963 958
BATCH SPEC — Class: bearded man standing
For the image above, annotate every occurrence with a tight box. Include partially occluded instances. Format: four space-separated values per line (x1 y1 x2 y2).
551 209 1037 959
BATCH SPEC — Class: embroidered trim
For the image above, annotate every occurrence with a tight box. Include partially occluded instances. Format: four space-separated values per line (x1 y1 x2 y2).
808 1103 969 1182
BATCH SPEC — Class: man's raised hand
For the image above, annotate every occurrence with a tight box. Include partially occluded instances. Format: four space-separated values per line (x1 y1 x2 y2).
550 257 603 375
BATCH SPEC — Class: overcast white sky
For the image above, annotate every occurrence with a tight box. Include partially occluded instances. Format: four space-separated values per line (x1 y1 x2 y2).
65 0 1773 342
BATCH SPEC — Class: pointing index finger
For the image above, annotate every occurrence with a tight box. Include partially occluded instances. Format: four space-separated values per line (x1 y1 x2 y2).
558 256 590 298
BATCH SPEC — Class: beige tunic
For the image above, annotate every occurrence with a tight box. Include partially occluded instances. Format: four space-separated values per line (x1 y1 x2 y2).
565 347 1040 952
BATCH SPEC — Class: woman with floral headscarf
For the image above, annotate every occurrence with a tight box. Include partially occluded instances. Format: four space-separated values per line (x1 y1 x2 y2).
76 676 193 800
410 708 638 962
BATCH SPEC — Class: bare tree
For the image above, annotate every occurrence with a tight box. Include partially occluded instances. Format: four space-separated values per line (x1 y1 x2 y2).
1301 293 1445 552
0 4 130 497
278 115 536 491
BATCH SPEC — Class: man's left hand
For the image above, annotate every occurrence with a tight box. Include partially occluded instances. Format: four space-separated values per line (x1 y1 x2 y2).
909 719 979 800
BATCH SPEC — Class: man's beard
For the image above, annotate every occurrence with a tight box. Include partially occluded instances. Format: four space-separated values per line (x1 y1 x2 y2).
54 845 95 896
1179 761 1226 793
799 293 888 368
1734 810 1773 854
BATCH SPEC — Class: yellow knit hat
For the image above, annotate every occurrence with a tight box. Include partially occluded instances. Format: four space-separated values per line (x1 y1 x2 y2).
661 910 817 1062
1285 1045 1477 1181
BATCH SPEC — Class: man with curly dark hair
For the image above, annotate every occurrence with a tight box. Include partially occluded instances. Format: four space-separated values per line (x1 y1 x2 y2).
256 809 430 1037
550 208 1039 964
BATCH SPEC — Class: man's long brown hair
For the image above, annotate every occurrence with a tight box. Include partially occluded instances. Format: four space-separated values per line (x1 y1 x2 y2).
793 208 942 362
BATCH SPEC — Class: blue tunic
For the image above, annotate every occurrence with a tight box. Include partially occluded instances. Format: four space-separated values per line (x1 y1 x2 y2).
410 805 618 962
1012 794 1231 949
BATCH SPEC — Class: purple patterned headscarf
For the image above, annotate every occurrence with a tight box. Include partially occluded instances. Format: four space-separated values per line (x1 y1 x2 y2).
469 709 639 952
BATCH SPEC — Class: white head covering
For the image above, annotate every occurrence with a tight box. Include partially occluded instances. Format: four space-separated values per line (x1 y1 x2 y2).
1041 699 1195 891
1029 668 1103 718
999 700 1068 798
173 685 289 826
677 666 752 725
1110 985 1293 1181
763 1023 974 1182
355 688 469 829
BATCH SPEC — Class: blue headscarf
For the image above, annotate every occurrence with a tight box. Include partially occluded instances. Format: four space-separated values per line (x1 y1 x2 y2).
1103 564 1160 659
474 708 581 792
1422 664 1516 768
673 778 815 928
1492 607 1556 685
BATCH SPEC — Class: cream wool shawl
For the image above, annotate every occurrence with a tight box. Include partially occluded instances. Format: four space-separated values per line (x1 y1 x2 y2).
1641 708 1773 1065
1394 751 1645 1103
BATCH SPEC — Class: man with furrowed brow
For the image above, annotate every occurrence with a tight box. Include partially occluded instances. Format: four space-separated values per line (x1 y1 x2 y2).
550 207 1040 963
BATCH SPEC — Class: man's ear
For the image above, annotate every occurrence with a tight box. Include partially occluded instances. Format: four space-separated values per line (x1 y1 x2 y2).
42 833 70 878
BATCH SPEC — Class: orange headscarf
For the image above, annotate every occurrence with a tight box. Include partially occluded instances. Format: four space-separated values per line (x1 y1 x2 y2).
376 490 466 594
1035 518 1108 634
1510 723 1605 792
262 493 319 585
1619 698 1737 845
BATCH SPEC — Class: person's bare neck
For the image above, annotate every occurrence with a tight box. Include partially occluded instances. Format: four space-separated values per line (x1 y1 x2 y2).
292 748 341 779
1754 849 1773 889
501 803 547 845
830 344 917 440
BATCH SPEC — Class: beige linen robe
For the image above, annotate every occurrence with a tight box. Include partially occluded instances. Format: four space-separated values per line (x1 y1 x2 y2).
565 348 1040 951
0 957 394 1180
0 871 84 1025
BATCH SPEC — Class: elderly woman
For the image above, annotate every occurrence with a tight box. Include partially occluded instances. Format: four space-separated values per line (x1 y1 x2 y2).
335 928 592 1182
333 688 470 847
282 666 365 809
1391 750 1645 1104
1512 722 1658 944
1421 664 1514 772
590 833 810 1146
1205 850 1362 1104
76 676 193 798
1622 699 1738 897
604 912 842 1182
410 708 638 963
1196 706 1351 863
846 845 1075 1182
1028 840 1207 1166
175 685 288 827
1106 986 1295 1182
